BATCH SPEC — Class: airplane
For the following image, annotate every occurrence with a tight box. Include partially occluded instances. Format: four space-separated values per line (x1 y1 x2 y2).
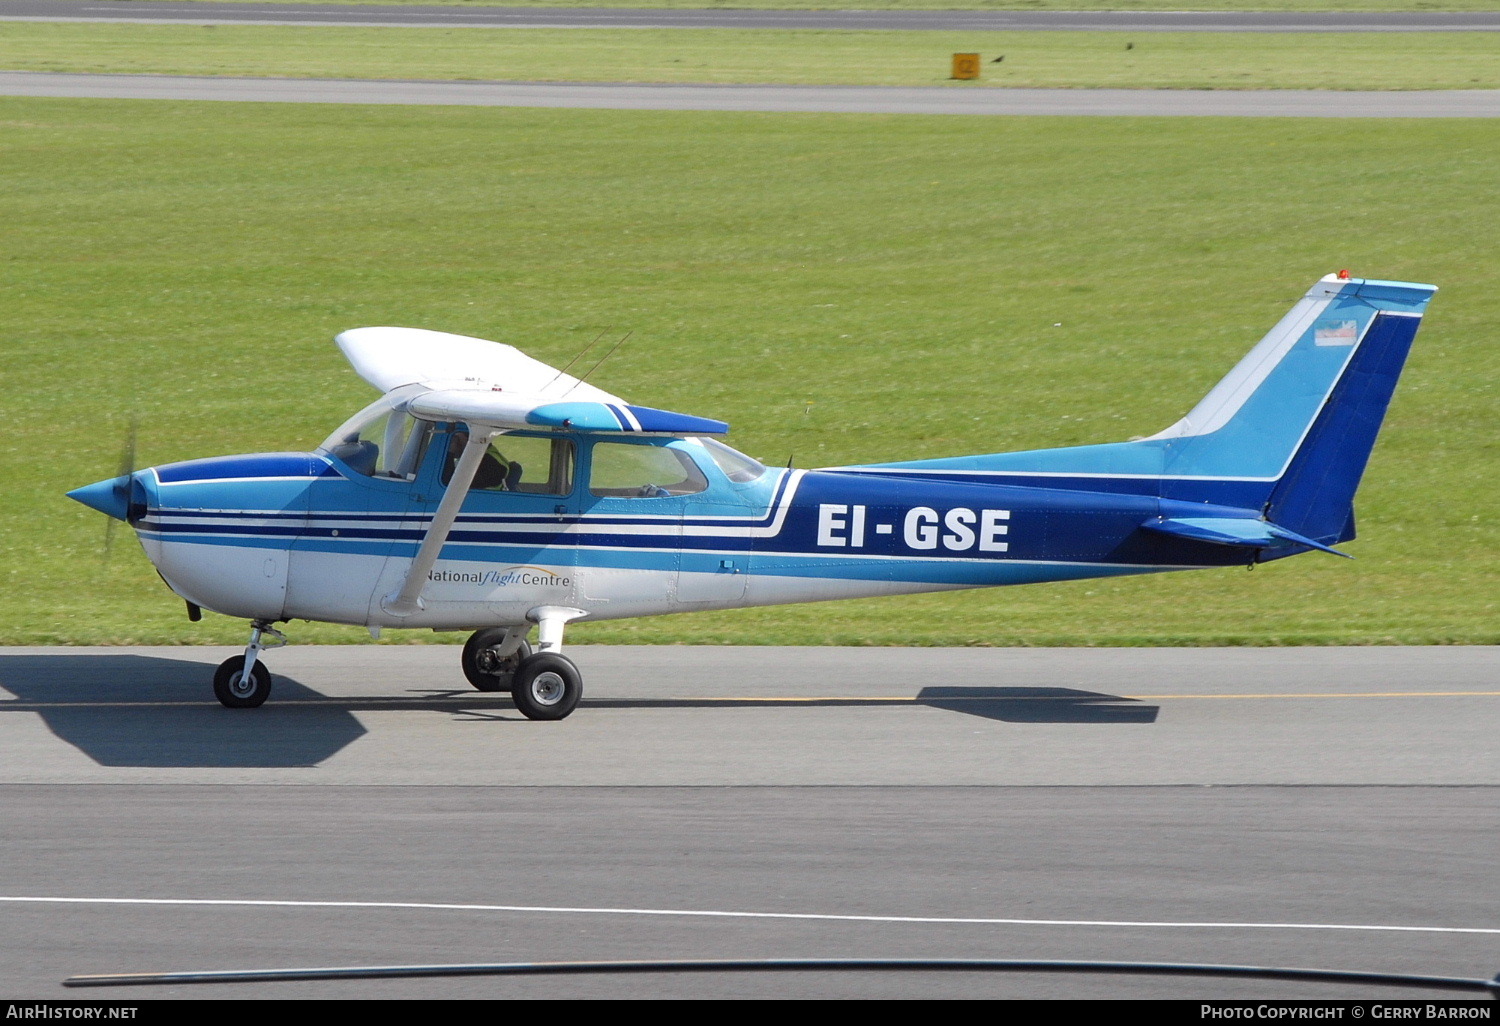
68 272 1436 720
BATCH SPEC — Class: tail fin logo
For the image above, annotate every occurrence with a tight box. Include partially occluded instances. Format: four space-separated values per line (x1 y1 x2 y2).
1315 319 1360 346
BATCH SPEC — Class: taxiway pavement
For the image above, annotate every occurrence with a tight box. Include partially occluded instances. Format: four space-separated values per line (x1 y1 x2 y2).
6 72 1500 116
3 2 1498 32
0 645 1495 999
1 645 1497 786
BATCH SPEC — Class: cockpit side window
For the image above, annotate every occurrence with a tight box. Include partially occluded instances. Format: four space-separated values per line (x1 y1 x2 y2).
589 441 708 498
443 431 575 496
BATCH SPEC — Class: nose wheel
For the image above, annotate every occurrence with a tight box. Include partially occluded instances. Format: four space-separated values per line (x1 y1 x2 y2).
213 656 272 709
214 620 285 709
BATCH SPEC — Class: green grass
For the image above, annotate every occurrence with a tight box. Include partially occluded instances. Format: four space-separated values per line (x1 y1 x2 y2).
5 99 1496 647
5 22 1499 90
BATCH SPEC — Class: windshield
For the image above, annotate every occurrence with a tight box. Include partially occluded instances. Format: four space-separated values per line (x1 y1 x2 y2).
318 389 432 479
697 437 766 483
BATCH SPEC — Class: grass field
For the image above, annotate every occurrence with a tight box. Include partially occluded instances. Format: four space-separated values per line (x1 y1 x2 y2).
6 22 1500 90
6 98 1495 647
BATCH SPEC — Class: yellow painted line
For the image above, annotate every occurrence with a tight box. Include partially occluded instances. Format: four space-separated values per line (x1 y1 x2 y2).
0 691 1497 710
709 691 1500 702
0 698 513 709
1129 691 1500 700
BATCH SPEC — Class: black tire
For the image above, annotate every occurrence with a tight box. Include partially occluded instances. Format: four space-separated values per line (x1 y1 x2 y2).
462 629 531 692
511 653 582 721
213 656 272 709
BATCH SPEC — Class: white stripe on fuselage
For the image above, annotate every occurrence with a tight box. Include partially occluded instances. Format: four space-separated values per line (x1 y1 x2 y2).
149 470 809 539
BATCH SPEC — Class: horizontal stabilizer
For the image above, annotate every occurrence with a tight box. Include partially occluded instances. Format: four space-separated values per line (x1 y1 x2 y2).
408 390 728 436
1142 517 1352 558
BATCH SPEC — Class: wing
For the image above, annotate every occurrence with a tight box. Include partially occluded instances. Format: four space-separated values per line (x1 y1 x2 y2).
336 326 727 436
336 326 624 403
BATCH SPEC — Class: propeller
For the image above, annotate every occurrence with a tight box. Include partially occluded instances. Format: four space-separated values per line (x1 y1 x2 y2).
102 415 139 561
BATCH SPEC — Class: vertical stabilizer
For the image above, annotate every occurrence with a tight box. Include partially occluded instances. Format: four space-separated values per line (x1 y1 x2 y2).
837 275 1437 538
1145 276 1436 499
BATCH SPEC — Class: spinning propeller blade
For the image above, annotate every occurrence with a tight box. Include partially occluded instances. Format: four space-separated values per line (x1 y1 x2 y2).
102 416 138 560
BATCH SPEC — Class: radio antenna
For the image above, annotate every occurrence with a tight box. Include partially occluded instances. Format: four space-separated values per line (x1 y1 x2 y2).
563 330 632 397
542 329 609 395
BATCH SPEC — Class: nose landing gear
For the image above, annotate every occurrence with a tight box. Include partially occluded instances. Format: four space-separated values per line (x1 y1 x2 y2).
213 620 285 709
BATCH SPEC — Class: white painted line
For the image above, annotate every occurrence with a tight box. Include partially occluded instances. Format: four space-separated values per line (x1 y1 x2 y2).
2 895 1495 936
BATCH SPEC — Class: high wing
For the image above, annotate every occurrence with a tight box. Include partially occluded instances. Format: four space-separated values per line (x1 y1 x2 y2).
337 326 728 436
337 326 623 400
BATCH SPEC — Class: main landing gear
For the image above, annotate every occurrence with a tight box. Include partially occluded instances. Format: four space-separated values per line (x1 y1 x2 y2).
212 609 586 721
461 627 531 693
463 607 586 721
214 620 285 709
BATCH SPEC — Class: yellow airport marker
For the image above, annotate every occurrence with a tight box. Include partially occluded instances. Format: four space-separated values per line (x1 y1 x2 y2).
951 53 981 80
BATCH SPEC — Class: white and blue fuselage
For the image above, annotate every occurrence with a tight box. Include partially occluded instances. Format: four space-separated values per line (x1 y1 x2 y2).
125 441 1220 631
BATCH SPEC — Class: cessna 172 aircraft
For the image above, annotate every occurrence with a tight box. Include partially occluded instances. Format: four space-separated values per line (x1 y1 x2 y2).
68 273 1435 719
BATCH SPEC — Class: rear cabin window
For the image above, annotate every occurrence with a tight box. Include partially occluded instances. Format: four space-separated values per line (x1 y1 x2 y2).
589 442 708 498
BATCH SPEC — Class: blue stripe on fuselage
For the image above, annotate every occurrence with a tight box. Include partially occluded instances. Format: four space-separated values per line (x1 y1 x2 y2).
139 465 1256 576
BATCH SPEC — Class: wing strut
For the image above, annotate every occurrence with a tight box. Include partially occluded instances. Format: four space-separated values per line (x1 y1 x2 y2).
381 429 498 617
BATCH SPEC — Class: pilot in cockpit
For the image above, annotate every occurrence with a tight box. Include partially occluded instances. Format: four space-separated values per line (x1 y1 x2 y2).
442 430 517 491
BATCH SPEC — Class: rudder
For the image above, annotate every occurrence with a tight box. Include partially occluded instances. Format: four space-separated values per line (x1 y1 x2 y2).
1261 308 1425 545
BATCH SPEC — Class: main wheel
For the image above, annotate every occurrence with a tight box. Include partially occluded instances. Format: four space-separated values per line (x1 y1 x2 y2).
510 653 582 721
462 629 531 692
213 656 272 709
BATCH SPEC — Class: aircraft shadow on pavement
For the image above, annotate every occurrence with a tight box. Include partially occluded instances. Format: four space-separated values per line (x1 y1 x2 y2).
576 686 1159 723
0 655 1158 768
916 687 1159 723
0 652 367 768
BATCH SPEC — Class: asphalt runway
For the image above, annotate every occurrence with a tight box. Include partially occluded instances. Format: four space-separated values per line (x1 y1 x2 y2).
0 645 1496 999
4 1 1498 31
7 72 1500 117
